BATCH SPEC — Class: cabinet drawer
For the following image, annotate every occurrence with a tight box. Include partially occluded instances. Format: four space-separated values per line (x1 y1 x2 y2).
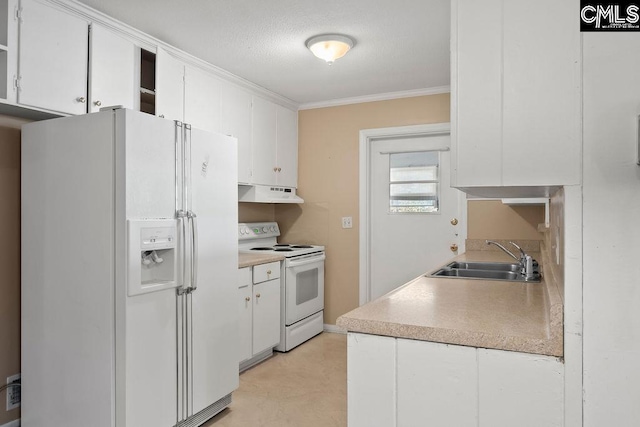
253 261 280 284
238 267 252 288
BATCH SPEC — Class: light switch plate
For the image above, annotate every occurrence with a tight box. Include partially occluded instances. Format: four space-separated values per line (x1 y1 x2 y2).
342 217 353 229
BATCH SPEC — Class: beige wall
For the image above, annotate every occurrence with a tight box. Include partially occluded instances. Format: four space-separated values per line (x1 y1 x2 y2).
276 94 450 325
238 202 274 223
0 119 25 425
467 200 544 241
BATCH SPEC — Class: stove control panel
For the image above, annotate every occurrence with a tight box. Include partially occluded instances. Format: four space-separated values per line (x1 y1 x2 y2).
238 222 280 240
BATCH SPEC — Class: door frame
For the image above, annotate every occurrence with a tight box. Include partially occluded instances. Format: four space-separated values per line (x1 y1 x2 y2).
358 123 467 305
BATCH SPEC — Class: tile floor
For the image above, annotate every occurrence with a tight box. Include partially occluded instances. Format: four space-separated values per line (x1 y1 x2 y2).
204 332 347 427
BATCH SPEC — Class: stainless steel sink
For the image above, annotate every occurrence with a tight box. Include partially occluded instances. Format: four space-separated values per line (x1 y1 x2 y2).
429 261 541 283
446 261 520 272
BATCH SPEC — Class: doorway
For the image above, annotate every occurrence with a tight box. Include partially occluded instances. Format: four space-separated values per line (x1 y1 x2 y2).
359 124 466 304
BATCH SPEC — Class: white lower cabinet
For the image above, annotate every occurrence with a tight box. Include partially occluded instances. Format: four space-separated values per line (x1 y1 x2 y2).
397 339 478 426
238 268 253 363
347 333 396 427
252 277 281 353
238 263 281 369
347 333 564 427
478 349 564 427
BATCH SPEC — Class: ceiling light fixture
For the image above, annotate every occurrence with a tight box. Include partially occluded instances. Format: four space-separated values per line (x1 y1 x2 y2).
305 34 356 65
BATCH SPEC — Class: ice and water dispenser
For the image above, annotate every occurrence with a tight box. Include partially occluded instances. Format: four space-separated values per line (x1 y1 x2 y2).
127 220 178 296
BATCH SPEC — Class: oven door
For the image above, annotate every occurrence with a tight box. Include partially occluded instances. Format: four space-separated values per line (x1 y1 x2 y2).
285 252 325 326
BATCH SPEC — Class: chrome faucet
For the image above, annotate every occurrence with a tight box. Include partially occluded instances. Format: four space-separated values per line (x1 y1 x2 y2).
485 240 539 281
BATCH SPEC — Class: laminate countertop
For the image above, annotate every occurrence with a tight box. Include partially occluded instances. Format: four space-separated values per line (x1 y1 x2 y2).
337 249 563 357
238 252 285 269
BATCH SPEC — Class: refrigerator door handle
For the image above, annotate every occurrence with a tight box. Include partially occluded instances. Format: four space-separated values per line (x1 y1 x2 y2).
188 211 198 292
183 124 191 213
177 211 189 293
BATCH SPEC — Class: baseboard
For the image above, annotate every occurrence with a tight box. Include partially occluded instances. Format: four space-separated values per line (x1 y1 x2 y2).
323 324 346 334
1 419 20 427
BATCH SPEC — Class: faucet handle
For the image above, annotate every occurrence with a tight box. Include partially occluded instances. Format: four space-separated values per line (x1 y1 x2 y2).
508 241 527 259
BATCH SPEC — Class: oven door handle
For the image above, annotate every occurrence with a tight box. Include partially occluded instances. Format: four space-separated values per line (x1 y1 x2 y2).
286 253 326 268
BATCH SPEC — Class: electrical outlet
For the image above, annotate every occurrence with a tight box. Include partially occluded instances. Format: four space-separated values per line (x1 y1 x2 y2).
342 216 353 229
6 374 20 411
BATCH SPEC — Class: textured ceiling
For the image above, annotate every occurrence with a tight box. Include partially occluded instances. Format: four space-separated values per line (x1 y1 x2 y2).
76 0 450 105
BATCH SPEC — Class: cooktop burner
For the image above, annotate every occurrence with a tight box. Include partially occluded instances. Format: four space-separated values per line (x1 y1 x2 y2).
239 224 324 258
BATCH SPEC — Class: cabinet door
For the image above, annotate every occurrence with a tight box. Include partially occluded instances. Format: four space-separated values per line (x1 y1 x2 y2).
88 23 135 113
501 0 580 186
451 0 502 187
156 47 184 122
276 105 298 187
238 284 253 363
397 339 478 426
347 333 396 427
18 0 89 115
478 348 564 427
252 278 280 355
221 83 253 184
184 65 221 133
251 96 277 186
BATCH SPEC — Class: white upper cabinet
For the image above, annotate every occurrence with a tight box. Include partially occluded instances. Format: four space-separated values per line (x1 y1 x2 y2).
155 47 184 122
251 96 278 186
451 0 581 190
156 49 225 134
18 0 89 115
88 23 135 113
221 84 253 184
6 0 300 188
276 105 298 188
251 96 299 187
0 0 18 102
184 64 221 133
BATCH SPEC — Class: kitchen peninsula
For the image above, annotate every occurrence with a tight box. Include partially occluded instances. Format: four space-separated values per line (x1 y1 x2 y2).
337 242 564 427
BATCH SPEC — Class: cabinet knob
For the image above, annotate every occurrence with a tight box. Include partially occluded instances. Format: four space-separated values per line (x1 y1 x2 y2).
273 167 278 172
256 293 261 298
159 114 165 118
450 243 459 252
76 97 86 103
277 167 282 172
94 100 102 107
245 296 250 302
451 218 459 226
267 270 271 275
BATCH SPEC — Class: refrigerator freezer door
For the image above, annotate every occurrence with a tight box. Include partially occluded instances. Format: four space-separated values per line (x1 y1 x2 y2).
187 127 240 415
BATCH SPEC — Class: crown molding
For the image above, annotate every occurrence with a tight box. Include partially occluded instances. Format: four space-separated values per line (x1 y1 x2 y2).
48 0 298 111
298 86 451 110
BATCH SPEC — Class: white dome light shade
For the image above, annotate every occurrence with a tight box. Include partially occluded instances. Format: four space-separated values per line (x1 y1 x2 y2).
306 34 356 64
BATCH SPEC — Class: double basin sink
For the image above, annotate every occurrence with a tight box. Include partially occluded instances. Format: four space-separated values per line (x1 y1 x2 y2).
429 261 541 283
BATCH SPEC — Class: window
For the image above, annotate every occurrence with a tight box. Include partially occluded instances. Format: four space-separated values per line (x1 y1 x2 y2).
389 151 439 213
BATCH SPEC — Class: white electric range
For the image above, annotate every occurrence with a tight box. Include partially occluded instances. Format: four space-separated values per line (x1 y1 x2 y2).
239 222 325 352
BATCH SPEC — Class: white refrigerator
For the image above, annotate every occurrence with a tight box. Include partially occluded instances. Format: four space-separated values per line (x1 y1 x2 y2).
21 108 239 427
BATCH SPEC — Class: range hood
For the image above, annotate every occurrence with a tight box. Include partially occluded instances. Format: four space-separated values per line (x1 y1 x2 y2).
238 184 304 204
